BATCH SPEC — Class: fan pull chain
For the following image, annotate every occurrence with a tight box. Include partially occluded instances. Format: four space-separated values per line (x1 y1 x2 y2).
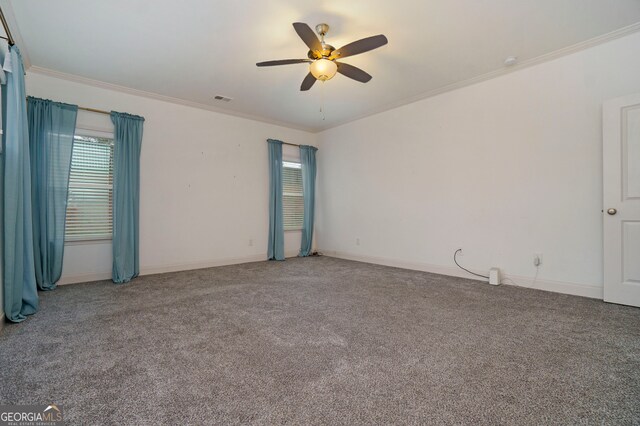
320 81 326 121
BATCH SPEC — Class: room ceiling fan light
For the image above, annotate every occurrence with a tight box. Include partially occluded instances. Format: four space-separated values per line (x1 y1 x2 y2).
309 58 337 81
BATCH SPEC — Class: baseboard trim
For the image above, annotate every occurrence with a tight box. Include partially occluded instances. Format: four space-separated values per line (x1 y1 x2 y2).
140 254 268 276
58 250 301 285
321 250 603 300
58 272 112 285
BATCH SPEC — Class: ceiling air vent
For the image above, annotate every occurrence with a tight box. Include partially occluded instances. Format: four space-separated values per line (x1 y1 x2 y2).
213 95 232 102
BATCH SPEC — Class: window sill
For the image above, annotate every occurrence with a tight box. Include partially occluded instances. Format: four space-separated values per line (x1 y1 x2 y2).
65 238 112 246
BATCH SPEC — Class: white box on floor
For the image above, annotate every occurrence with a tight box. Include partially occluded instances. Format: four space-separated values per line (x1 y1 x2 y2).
489 268 500 285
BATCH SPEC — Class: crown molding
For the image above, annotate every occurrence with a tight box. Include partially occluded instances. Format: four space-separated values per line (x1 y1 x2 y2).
27 66 316 133
0 0 30 68
320 21 640 133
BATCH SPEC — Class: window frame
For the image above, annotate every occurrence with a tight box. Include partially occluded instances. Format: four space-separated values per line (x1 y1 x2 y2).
64 127 115 244
282 160 304 232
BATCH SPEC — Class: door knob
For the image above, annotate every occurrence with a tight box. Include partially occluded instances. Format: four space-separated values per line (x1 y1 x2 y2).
607 208 617 215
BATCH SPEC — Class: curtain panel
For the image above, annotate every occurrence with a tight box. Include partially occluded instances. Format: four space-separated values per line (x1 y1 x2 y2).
110 111 144 283
2 47 38 322
267 139 284 260
27 96 78 290
298 145 317 257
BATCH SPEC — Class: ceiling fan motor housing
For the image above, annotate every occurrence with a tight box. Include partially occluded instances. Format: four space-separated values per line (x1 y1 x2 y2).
308 44 335 59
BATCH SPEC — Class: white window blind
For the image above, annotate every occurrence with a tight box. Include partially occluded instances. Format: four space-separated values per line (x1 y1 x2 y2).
283 161 304 230
65 134 114 241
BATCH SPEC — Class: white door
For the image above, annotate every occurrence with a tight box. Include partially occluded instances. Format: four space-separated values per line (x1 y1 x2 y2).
603 93 640 307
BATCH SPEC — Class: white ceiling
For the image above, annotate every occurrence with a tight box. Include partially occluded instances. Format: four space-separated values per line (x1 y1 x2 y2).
7 0 640 132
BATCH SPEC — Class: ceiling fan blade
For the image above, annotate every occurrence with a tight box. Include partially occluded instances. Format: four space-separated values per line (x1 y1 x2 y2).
256 59 311 67
331 34 388 59
293 22 322 53
300 72 316 91
336 62 372 83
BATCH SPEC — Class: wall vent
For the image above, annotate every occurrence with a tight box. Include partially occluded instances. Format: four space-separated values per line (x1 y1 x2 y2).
213 95 232 102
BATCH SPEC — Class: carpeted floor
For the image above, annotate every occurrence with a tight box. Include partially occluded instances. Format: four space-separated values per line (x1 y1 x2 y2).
1 256 639 425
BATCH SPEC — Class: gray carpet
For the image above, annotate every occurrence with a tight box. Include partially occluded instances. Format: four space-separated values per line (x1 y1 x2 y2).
1 256 639 425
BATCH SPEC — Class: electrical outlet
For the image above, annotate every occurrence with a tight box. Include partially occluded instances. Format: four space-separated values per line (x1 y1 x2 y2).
249 239 253 247
356 238 360 246
533 253 543 267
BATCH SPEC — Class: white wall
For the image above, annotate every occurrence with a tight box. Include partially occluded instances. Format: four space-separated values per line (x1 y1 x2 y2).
26 72 317 284
316 32 640 298
22 31 640 297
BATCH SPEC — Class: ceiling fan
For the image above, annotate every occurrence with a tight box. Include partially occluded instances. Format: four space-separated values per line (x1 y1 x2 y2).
256 23 388 91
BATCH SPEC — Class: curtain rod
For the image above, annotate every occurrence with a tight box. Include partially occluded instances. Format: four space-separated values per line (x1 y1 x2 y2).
269 140 300 147
79 106 110 116
26 97 111 115
0 7 15 46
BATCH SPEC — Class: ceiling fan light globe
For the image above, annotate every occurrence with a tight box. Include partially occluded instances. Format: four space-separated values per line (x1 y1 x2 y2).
310 58 337 81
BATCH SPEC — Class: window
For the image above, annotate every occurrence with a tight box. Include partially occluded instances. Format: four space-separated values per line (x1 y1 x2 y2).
65 134 114 241
283 161 304 230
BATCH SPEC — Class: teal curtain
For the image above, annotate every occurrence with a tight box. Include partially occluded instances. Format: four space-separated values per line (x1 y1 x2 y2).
110 111 144 283
298 145 318 257
2 47 38 322
27 97 78 290
267 139 284 260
